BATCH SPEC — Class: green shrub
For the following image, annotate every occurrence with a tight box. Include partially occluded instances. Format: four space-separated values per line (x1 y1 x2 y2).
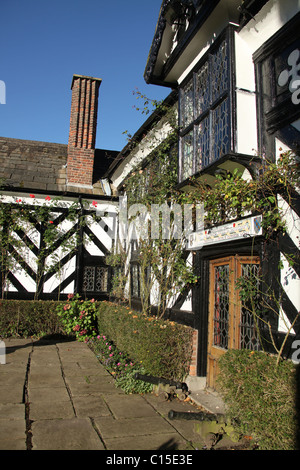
0 299 65 337
96 300 194 381
217 349 299 450
56 294 98 342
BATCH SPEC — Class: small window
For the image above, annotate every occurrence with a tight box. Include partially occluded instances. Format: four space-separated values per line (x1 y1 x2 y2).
83 266 108 293
130 263 141 298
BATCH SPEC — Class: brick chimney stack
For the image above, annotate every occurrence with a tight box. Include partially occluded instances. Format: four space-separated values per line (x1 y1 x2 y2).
67 74 102 187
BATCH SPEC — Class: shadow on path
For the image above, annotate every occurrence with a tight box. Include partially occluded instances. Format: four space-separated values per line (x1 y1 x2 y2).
4 334 76 355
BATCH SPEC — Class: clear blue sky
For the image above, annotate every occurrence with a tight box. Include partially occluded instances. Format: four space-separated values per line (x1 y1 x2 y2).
0 0 170 152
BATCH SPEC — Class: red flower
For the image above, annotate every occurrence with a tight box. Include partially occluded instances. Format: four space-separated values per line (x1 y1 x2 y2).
45 196 51 201
92 200 97 207
49 220 53 224
29 194 35 198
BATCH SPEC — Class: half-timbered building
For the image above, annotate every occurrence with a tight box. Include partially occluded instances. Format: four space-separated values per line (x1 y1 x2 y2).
107 0 300 390
0 1 299 392
0 74 119 301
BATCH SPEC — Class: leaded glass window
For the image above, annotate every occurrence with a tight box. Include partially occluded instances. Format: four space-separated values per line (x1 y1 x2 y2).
213 264 229 349
195 62 210 117
211 38 229 103
195 116 210 171
211 98 230 162
180 79 194 128
239 263 261 351
181 131 194 180
179 27 235 182
131 264 140 298
83 266 108 292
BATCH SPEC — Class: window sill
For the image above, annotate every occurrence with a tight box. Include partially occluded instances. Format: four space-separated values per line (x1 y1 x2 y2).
177 152 261 190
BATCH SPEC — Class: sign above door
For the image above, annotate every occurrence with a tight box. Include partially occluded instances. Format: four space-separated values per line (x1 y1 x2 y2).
187 215 263 250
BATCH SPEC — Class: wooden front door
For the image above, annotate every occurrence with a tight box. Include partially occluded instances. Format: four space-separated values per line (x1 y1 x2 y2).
207 255 260 390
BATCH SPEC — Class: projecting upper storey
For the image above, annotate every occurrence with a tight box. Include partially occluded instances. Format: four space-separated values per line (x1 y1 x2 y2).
144 0 300 186
144 0 268 88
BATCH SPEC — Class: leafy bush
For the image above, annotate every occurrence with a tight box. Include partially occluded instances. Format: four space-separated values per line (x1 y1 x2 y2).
0 299 64 337
217 349 299 450
96 300 194 381
87 334 153 394
0 297 194 395
56 294 98 342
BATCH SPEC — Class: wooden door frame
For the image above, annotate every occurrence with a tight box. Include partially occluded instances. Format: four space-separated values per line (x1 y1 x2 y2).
207 255 260 389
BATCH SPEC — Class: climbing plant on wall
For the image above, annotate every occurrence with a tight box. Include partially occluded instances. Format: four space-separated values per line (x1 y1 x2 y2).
0 191 101 299
108 88 299 327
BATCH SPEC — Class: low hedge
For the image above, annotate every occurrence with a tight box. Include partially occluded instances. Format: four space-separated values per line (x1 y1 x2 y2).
217 349 300 450
96 300 194 382
0 299 65 337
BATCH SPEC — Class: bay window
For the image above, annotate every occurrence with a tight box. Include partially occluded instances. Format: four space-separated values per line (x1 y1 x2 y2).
179 27 235 182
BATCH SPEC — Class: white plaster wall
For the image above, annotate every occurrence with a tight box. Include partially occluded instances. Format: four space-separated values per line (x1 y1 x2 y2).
235 90 258 155
234 30 258 155
84 215 113 256
43 255 76 294
180 289 192 311
275 138 300 333
111 118 175 190
7 259 36 292
238 0 300 55
232 0 299 157
280 253 300 322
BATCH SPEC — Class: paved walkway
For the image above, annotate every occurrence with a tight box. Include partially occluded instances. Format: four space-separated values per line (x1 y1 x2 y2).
0 337 248 451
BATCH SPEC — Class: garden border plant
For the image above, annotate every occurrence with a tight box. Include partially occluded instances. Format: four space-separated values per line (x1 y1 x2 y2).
87 334 154 394
56 293 99 342
56 294 154 393
55 295 193 393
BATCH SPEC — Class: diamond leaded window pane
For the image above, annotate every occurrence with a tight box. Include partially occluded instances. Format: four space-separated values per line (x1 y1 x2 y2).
95 267 108 292
181 131 194 180
213 264 229 349
211 38 229 103
83 266 108 292
195 116 210 171
211 97 230 162
131 264 140 298
195 61 210 117
240 263 261 351
180 79 194 128
83 266 95 292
